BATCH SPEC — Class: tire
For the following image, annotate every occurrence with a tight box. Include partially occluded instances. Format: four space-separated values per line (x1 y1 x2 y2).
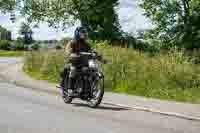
63 74 73 104
88 74 104 108
62 94 73 104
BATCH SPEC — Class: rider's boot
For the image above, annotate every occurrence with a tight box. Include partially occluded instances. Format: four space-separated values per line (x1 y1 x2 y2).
57 68 67 95
68 77 78 97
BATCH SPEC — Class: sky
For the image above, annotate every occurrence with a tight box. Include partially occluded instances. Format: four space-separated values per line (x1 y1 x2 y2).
0 0 152 40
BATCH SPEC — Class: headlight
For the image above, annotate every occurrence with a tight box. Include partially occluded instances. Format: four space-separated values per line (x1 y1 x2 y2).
88 60 99 69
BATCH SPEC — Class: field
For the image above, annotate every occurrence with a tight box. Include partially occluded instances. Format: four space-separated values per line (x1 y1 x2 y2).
23 43 200 103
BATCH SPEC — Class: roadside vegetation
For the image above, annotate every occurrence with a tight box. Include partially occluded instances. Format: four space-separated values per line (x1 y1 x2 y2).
1 0 200 103
24 42 200 104
0 23 39 57
0 39 29 57
0 50 28 57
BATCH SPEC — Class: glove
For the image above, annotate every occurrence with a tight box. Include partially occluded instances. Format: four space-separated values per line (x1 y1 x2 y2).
70 53 80 58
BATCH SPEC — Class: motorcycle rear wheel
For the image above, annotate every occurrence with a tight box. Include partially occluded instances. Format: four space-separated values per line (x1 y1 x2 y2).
63 75 73 104
62 94 73 104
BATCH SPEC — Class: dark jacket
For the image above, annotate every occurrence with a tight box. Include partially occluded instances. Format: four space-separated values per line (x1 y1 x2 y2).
64 39 91 64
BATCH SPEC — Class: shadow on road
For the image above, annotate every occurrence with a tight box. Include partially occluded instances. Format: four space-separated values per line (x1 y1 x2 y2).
72 103 130 111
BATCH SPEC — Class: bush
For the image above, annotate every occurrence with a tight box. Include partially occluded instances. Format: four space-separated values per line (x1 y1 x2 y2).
24 45 29 51
55 44 63 49
133 40 149 50
14 42 25 50
0 40 11 50
31 43 40 50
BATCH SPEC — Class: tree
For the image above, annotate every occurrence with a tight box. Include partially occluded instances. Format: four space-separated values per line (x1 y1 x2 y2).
14 37 25 50
71 0 122 40
0 0 15 13
21 0 121 40
141 0 200 49
0 25 12 41
0 0 16 22
1 0 122 40
19 22 34 45
0 40 11 50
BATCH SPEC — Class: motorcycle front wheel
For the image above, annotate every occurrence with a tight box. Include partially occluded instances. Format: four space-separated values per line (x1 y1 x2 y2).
88 73 104 108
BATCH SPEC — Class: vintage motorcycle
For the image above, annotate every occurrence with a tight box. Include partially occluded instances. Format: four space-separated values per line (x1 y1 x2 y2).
61 52 105 108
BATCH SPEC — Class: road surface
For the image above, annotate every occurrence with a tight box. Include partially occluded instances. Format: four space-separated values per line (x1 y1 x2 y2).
0 78 200 133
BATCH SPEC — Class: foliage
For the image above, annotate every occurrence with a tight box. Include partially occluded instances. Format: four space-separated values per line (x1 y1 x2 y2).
19 22 34 45
141 0 200 49
21 0 121 40
0 25 12 41
31 43 40 50
11 37 25 50
14 42 25 50
16 37 24 43
0 40 11 50
55 44 63 49
0 0 15 13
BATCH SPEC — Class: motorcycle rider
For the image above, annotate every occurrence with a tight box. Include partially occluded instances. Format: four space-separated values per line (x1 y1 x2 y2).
59 26 103 96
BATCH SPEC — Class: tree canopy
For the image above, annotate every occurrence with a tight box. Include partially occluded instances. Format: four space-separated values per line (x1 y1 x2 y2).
141 0 200 49
19 0 122 40
19 22 33 44
0 0 15 13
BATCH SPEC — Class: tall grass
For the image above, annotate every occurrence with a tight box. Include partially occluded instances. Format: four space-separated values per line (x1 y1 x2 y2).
23 44 200 103
24 49 64 82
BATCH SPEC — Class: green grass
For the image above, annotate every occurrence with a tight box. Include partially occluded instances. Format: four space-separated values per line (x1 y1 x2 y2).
0 50 29 57
23 44 200 104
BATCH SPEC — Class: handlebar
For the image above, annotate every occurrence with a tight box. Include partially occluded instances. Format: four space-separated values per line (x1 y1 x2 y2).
77 52 108 64
79 52 94 55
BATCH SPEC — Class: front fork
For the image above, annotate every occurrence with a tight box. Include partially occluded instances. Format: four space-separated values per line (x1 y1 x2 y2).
89 71 104 96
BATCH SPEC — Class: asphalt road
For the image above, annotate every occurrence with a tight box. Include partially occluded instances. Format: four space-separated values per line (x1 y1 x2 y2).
0 78 200 133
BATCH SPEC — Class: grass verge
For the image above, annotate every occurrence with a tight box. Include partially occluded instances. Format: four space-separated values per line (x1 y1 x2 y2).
0 50 29 57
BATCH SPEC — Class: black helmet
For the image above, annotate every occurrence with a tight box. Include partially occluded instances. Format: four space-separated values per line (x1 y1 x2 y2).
74 26 88 41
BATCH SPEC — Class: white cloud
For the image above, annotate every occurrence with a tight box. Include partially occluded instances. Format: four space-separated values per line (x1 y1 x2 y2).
118 0 153 34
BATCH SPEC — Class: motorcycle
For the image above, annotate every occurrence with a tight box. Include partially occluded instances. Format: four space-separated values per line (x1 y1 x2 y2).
61 52 105 108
